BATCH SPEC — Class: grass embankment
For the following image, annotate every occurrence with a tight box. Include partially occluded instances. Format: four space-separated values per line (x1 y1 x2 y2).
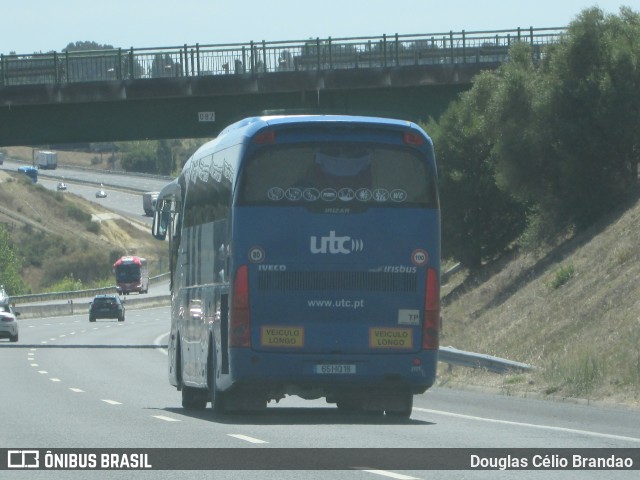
439 193 640 407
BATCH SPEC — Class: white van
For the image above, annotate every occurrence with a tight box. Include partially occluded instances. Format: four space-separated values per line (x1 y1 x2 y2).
36 150 58 170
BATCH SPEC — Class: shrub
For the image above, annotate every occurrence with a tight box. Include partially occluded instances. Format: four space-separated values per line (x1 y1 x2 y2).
548 264 575 290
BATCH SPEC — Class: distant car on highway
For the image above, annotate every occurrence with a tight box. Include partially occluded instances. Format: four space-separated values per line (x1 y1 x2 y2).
57 182 67 191
89 294 125 322
0 287 19 342
0 311 19 342
96 188 107 198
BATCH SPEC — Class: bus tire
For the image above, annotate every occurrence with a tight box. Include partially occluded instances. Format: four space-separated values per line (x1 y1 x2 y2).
385 393 413 419
182 386 207 410
208 344 225 413
180 341 207 410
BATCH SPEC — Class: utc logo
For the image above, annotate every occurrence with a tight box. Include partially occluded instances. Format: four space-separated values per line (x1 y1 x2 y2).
310 231 364 254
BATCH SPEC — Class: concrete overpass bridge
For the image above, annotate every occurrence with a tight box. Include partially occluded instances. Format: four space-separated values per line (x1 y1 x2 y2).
0 27 564 146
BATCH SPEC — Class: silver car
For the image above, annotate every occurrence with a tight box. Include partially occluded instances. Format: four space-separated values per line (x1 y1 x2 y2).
0 308 19 342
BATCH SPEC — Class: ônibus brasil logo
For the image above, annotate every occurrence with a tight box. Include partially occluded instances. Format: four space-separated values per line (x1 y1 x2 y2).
310 231 364 255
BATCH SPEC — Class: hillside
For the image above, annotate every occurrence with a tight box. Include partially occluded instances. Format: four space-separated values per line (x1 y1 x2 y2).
439 192 640 407
0 170 166 292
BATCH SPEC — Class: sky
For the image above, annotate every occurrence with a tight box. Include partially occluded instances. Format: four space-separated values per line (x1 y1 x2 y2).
1 0 637 54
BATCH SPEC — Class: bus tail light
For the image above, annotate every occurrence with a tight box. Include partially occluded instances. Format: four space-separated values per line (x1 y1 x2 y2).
403 132 425 146
253 129 276 145
422 267 440 350
230 265 251 347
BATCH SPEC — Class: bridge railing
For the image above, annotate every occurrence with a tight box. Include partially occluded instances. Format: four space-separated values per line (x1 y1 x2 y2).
0 27 565 87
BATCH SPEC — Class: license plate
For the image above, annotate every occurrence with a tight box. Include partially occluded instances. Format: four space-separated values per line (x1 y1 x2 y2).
315 364 356 374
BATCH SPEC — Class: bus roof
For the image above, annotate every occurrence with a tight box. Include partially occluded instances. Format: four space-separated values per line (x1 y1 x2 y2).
219 114 419 138
194 114 432 166
113 256 146 267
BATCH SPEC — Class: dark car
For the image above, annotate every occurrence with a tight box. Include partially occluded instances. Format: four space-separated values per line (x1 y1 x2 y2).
89 294 125 322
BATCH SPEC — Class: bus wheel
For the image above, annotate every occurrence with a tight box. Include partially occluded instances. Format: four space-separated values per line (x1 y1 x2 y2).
179 343 207 410
208 348 225 413
385 394 413 419
182 386 207 410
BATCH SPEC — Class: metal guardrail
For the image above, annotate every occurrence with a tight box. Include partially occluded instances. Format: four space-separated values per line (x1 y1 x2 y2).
15 294 171 319
0 27 566 87
439 346 534 373
9 273 170 305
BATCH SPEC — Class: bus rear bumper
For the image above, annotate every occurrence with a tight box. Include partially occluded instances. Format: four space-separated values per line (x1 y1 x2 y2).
225 349 438 398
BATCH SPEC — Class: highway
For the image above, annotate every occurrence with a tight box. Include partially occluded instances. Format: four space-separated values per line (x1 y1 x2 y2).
2 307 639 479
2 161 640 479
1 159 170 225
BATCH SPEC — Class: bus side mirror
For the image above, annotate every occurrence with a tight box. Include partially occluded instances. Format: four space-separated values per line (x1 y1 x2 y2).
152 201 169 240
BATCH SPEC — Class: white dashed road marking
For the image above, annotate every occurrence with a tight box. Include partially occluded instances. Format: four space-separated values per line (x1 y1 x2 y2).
152 415 181 422
360 470 419 480
227 434 268 444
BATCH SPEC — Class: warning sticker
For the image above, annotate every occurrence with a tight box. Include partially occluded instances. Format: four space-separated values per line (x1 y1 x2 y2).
260 326 304 347
369 328 413 349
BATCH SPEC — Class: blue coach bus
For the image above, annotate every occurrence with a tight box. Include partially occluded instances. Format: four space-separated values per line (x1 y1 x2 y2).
152 115 440 417
17 165 38 183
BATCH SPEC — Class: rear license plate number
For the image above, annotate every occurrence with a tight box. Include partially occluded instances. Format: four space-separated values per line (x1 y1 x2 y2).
315 364 356 374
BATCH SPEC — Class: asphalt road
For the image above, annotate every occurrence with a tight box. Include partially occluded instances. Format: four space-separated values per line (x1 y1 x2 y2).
2 160 639 479
1 307 639 480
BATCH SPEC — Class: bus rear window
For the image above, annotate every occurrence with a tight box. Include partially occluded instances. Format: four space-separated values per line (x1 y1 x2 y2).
239 144 436 207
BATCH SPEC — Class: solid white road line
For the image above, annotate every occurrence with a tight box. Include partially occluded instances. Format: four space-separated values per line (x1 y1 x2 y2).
154 332 169 356
413 407 640 443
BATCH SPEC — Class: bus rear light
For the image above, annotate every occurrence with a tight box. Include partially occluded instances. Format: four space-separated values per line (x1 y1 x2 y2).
403 132 425 146
422 267 440 350
253 130 276 144
230 265 251 347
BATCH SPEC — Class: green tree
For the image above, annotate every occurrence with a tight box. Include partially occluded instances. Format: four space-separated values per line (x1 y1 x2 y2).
156 139 174 175
543 7 640 228
119 141 157 173
0 225 28 295
428 73 527 269
490 7 640 231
